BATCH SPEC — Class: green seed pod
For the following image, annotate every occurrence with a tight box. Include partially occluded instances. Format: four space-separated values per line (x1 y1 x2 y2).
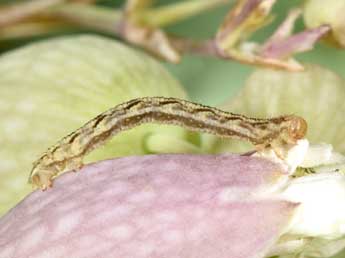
0 35 188 215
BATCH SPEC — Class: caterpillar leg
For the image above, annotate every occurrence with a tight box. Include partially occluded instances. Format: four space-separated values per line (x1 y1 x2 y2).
69 157 84 173
255 140 290 160
31 169 54 191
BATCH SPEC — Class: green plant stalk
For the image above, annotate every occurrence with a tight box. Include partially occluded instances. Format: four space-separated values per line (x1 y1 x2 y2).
48 0 229 32
0 0 66 27
134 0 229 28
48 3 123 34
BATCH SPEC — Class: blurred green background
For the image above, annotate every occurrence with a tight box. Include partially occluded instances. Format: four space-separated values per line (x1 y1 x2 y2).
1 0 344 105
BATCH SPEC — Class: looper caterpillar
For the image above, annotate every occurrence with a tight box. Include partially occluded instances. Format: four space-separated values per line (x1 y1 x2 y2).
29 97 307 189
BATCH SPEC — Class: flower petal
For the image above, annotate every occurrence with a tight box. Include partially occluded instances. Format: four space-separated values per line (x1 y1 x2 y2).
0 154 297 258
282 172 345 239
260 25 330 59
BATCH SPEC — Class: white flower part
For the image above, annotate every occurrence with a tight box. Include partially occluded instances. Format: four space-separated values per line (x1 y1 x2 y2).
260 140 345 257
255 139 345 175
313 163 345 174
326 152 345 165
300 143 333 167
301 143 345 168
284 139 310 173
282 172 345 239
254 139 309 175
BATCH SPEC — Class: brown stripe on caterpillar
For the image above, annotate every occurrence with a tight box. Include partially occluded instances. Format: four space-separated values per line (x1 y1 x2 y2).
29 97 307 190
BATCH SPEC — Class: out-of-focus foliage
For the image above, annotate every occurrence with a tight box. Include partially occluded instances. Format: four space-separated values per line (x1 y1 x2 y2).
304 0 345 48
201 65 345 155
0 35 188 215
163 0 345 105
0 0 345 105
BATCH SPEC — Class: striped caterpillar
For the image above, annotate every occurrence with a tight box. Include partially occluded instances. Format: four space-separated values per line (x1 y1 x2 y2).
29 97 307 189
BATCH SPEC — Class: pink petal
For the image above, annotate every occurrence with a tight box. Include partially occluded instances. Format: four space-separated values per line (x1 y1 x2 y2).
262 9 302 47
260 25 331 59
0 154 297 258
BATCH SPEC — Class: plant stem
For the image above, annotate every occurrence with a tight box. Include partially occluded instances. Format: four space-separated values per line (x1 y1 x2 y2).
0 0 66 27
0 21 69 40
47 3 123 34
136 0 229 27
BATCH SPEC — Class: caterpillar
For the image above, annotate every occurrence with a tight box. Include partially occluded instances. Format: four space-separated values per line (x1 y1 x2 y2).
29 97 307 189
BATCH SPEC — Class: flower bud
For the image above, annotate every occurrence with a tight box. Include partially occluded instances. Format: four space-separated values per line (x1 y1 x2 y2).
303 0 345 47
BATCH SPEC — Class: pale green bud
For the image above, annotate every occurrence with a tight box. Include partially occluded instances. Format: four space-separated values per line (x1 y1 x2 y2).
304 0 345 47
